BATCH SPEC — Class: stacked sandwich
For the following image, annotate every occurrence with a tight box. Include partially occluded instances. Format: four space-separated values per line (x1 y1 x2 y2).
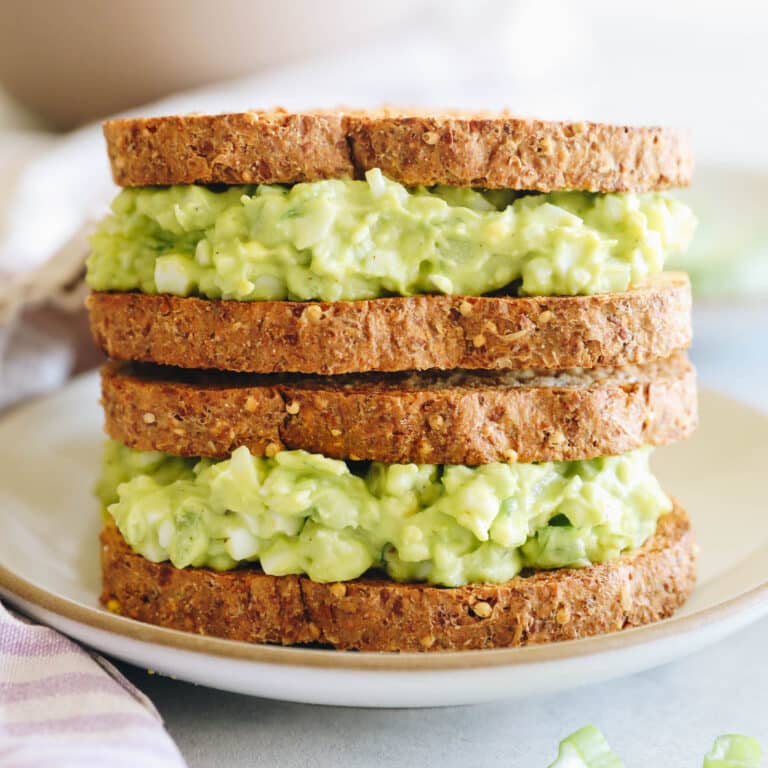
87 110 698 652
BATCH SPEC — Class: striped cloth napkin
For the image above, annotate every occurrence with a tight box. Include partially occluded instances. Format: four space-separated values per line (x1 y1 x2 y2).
0 602 186 767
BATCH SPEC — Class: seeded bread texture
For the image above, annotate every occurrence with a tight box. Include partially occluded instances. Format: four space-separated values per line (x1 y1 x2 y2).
101 352 696 465
103 109 693 191
87 273 691 376
99 503 696 652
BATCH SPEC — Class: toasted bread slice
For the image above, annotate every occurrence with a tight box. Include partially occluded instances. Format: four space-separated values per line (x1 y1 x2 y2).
100 502 696 652
102 352 696 465
103 109 693 191
87 273 691 377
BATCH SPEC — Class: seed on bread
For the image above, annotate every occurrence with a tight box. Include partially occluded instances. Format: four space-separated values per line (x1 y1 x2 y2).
427 414 445 430
471 601 493 618
303 305 323 323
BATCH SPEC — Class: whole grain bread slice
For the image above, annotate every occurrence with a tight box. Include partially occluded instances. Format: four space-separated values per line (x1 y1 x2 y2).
100 502 696 652
102 352 696 465
87 273 691 376
103 109 693 191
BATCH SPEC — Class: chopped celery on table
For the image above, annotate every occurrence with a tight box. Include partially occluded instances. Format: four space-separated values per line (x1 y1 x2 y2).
547 725 624 768
547 727 763 767
704 735 763 768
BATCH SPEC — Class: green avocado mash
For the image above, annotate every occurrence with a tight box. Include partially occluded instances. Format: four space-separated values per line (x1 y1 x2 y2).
99 442 669 587
87 170 695 301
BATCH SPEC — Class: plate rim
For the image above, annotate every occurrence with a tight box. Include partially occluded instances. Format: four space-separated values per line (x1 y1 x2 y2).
3 561 768 672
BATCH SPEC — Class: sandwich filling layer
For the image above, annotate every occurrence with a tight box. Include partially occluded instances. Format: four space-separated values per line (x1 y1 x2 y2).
87 169 695 302
98 441 670 587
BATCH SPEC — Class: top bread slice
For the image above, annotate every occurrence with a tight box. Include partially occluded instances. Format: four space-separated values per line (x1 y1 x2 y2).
103 109 693 191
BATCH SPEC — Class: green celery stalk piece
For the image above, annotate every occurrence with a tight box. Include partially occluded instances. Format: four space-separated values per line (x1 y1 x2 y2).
703 735 763 768
547 725 625 768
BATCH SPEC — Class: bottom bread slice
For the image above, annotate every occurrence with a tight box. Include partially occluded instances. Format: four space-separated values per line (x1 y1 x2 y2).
100 502 696 652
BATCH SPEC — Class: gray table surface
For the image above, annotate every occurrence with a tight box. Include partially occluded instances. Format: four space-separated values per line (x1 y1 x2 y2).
114 305 768 768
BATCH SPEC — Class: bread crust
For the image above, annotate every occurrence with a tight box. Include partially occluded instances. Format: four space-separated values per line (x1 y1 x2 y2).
87 273 691 376
99 503 696 652
101 353 696 465
103 109 693 191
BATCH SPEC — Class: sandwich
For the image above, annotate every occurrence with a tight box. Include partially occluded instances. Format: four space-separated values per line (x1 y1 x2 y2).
86 110 698 652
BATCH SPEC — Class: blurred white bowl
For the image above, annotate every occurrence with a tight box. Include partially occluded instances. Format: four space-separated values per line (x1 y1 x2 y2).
0 0 429 129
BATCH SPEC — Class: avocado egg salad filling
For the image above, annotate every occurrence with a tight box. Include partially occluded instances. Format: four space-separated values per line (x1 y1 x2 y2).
87 169 696 301
98 442 669 587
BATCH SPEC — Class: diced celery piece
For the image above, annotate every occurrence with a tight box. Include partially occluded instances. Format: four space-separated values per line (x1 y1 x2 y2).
704 734 763 768
547 725 624 768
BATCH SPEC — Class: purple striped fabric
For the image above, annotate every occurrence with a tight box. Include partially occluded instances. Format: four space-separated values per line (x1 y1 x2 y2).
0 672 128 703
1 627 73 657
0 601 186 768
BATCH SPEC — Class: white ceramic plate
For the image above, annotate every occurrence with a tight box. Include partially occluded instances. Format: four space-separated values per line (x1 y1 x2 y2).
1 373 767 707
